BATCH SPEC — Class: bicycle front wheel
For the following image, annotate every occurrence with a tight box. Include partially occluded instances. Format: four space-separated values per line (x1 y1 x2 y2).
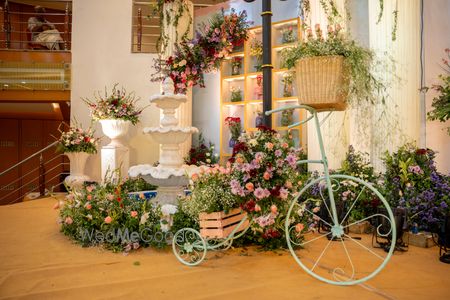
286 174 396 285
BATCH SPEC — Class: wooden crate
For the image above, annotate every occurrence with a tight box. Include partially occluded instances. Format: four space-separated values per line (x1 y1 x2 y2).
407 232 435 248
348 221 372 234
199 208 249 239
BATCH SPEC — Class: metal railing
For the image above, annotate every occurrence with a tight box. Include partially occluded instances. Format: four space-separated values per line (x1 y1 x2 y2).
0 140 69 205
1 0 72 51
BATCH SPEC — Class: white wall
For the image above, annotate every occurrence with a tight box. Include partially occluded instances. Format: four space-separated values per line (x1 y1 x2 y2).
71 0 160 181
424 0 450 173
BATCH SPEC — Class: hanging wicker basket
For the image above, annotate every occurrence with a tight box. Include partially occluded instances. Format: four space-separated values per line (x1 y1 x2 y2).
295 55 349 111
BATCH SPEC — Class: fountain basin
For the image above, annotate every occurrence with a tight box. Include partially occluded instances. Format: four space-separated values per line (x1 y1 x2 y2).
143 127 198 144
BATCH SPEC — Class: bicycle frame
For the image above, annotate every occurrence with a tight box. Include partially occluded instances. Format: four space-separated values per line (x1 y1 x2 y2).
266 104 340 226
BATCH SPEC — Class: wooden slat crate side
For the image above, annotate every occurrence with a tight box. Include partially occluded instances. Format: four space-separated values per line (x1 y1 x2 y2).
199 213 246 228
199 208 242 220
200 219 250 239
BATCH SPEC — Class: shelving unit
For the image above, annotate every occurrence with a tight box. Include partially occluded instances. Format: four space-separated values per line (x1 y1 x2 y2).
219 18 306 162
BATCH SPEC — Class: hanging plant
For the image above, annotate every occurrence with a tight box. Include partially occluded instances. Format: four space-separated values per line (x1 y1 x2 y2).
151 9 251 94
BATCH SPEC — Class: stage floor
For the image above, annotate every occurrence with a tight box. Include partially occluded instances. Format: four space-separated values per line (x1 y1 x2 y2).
0 198 449 300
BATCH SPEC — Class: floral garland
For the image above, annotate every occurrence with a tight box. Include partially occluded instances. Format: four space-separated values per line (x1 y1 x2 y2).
152 9 251 94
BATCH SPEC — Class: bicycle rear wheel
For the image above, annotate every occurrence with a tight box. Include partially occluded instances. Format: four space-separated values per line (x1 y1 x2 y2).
286 174 396 285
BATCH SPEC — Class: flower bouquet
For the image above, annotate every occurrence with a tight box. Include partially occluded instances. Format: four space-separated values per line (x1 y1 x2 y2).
185 133 218 166
83 84 143 125
56 121 97 154
281 26 296 44
231 57 243 75
225 116 242 148
281 72 294 97
249 38 263 71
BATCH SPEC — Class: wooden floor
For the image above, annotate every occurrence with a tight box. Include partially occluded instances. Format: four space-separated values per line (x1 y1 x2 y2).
0 198 449 300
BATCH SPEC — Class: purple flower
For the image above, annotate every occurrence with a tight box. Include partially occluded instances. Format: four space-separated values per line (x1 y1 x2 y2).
275 149 282 157
286 153 297 167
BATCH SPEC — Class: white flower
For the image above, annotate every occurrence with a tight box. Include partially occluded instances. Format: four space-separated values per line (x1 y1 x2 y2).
178 59 187 67
140 212 150 225
206 153 211 157
161 204 178 215
206 159 211 163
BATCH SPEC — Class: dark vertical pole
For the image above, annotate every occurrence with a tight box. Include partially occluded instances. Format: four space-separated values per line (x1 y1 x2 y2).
137 8 142 52
261 0 272 128
4 0 11 49
64 1 69 50
39 154 45 197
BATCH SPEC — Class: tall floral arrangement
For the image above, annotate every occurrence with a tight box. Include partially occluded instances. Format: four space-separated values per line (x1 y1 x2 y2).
229 127 308 249
153 9 251 94
383 144 450 232
83 84 144 125
55 121 97 154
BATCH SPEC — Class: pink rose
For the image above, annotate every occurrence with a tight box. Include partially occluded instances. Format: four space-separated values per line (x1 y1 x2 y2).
104 216 112 224
85 202 92 210
270 204 278 214
281 142 289 149
285 181 293 189
263 172 271 180
245 182 254 192
313 206 320 213
295 223 304 233
106 193 115 201
131 211 138 218
65 216 73 225
86 194 92 201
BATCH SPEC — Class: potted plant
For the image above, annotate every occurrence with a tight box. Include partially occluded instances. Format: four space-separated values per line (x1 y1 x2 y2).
55 121 98 190
224 116 242 148
177 167 247 239
230 86 242 102
281 25 296 44
281 24 384 110
281 108 294 126
84 84 144 147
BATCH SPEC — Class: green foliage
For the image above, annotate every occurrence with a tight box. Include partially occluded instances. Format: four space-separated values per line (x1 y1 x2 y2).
120 177 157 193
281 24 385 106
59 181 164 252
427 49 450 135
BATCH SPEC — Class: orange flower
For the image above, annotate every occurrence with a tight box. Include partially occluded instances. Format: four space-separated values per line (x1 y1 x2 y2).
263 172 271 180
245 182 254 191
131 211 138 218
270 204 278 214
104 216 112 224
191 173 199 181
295 223 304 233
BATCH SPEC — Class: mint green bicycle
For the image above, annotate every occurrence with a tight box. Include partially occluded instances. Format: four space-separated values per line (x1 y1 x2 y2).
172 104 396 286
266 104 396 285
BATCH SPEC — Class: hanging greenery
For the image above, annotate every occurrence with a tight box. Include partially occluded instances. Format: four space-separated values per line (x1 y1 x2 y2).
299 0 398 41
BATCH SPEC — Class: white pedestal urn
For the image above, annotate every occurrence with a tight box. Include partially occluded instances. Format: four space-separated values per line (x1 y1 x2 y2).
64 152 90 190
99 119 130 182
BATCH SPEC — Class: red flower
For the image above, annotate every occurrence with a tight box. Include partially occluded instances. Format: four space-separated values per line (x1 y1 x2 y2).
84 137 91 143
415 149 427 155
241 199 256 212
117 197 122 203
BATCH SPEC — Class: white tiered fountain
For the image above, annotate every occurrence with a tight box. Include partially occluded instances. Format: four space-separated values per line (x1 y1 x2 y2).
128 78 200 205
